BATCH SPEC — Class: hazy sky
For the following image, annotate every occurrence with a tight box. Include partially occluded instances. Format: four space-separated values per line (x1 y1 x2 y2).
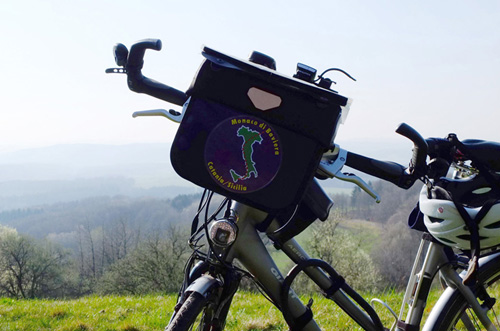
1 0 499 156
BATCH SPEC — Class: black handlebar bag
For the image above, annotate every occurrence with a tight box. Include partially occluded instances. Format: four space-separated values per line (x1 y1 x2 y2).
171 46 349 213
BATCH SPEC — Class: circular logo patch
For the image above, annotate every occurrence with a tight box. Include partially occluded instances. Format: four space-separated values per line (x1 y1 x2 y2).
205 116 282 193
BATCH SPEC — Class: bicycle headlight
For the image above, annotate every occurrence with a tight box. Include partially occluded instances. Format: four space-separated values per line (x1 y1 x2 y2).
209 219 238 247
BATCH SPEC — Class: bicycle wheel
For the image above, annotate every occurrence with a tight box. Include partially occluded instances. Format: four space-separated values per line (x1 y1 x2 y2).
426 253 500 330
166 291 220 331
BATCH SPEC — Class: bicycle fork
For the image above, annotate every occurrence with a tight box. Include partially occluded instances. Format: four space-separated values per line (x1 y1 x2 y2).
397 235 449 330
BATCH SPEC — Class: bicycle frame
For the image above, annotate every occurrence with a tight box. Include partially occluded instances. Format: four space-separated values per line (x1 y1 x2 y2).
190 200 500 331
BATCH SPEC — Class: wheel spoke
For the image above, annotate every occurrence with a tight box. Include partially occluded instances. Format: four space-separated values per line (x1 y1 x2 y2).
456 309 477 330
452 303 500 330
492 307 500 327
426 256 500 331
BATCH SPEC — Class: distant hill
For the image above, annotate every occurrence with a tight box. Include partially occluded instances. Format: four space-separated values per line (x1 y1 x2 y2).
0 143 200 210
0 194 204 249
0 140 411 211
0 143 179 182
0 140 419 250
0 178 200 211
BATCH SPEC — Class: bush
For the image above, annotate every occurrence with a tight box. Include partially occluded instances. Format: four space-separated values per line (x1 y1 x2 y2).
371 209 421 288
305 211 382 292
0 225 73 298
97 227 190 295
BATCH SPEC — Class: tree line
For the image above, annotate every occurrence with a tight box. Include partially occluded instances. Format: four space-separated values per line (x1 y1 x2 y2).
0 194 202 239
0 194 202 299
0 181 426 299
0 222 191 299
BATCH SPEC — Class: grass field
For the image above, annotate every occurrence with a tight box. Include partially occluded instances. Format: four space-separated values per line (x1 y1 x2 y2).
0 290 443 331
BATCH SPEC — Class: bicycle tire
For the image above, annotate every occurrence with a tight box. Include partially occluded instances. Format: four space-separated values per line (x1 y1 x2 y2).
425 253 500 330
166 291 216 331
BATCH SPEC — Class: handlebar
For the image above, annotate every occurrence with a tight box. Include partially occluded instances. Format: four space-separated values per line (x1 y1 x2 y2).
107 41 452 193
109 38 188 106
329 122 494 197
107 39 494 204
340 123 428 190
127 39 162 67
344 151 413 189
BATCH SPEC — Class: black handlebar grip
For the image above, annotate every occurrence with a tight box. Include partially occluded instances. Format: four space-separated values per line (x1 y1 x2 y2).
127 39 162 68
345 152 408 187
396 123 428 176
123 38 188 106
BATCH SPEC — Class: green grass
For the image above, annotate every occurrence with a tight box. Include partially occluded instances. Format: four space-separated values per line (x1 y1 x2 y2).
0 290 444 331
0 295 177 331
337 218 384 252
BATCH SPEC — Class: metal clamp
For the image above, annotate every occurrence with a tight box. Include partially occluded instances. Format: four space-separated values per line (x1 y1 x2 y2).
317 145 346 179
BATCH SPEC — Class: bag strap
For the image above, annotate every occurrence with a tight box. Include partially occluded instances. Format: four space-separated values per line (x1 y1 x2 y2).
451 196 497 286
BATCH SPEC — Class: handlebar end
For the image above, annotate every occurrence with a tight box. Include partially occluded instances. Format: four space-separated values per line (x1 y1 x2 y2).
113 43 129 67
135 38 162 51
148 38 162 51
396 122 428 179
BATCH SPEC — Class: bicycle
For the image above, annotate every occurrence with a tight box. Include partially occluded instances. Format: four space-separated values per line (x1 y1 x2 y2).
107 38 500 330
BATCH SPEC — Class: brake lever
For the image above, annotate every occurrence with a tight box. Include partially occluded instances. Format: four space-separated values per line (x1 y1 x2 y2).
132 108 184 123
131 96 190 124
318 145 381 203
335 172 381 203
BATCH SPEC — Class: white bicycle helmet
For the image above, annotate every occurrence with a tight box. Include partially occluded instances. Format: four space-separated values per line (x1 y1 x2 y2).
420 180 500 250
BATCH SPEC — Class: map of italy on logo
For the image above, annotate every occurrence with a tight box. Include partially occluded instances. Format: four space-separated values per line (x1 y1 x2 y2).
230 125 263 182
